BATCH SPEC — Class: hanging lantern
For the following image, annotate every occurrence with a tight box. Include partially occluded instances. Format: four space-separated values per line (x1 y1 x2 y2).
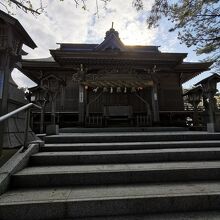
116 87 121 93
131 87 136 93
85 85 88 90
93 87 99 93
124 87 127 93
103 87 108 93
110 87 113 93
153 65 157 73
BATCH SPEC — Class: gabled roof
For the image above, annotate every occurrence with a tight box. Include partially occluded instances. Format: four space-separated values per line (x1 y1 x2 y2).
183 86 203 96
195 73 220 86
57 27 160 53
20 25 212 85
94 27 125 51
175 62 212 84
0 10 37 49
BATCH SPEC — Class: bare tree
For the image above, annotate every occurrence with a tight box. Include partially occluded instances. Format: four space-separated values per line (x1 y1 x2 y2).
0 0 110 15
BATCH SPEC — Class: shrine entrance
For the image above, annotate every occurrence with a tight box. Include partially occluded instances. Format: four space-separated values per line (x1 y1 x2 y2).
82 69 158 127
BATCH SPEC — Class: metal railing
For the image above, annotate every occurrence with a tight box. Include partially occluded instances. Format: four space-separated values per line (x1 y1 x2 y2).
0 103 41 150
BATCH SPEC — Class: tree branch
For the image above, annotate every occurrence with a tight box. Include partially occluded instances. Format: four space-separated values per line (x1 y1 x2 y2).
0 2 10 13
196 14 220 17
9 0 41 14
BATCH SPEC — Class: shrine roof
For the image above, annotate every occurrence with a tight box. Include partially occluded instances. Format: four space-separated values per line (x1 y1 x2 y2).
175 62 213 83
57 43 160 53
176 62 212 70
0 10 36 49
49 27 187 66
183 86 203 96
22 57 55 62
19 26 212 85
58 43 98 51
195 73 220 85
57 27 160 53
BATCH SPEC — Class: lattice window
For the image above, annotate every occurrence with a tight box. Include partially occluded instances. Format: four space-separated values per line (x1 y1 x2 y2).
0 26 8 49
12 39 20 55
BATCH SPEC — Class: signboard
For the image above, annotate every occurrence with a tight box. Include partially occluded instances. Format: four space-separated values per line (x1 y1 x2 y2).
154 92 158 101
0 70 4 99
79 91 84 103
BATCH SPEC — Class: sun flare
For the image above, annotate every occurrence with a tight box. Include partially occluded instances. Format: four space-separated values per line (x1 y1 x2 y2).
120 24 156 46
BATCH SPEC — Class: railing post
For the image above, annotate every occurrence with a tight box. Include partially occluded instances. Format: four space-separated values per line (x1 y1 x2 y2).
23 108 31 151
40 106 44 134
0 122 4 156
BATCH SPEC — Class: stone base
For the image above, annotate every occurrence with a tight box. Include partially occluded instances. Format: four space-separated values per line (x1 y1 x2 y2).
207 123 215 133
215 112 220 132
46 124 59 135
207 113 220 133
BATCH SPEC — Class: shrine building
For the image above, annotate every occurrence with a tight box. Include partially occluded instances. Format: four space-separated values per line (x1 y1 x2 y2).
19 26 212 129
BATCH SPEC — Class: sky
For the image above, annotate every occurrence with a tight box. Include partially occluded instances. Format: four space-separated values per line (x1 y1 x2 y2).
1 0 214 89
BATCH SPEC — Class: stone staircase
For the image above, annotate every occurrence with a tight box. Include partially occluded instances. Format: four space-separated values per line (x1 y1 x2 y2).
1 131 220 219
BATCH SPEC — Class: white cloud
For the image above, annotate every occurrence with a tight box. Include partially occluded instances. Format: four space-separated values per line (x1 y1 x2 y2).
1 0 212 88
85 0 157 45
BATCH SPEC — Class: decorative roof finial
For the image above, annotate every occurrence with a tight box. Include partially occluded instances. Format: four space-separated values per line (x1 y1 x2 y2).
111 22 114 29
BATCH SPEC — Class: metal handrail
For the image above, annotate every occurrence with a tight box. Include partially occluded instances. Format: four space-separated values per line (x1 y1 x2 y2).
0 103 41 122
0 103 42 151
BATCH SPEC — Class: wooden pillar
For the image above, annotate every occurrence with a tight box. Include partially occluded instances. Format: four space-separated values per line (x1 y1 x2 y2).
0 27 13 152
78 84 85 126
60 85 65 110
151 85 159 122
40 105 45 133
207 92 216 132
51 96 56 125
0 54 10 154
76 64 86 127
0 25 12 118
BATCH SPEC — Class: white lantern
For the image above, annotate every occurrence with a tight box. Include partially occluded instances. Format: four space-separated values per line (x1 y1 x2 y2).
103 87 108 93
117 87 121 93
131 87 136 93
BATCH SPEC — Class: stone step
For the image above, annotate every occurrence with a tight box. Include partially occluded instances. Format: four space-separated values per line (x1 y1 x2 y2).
42 140 220 152
45 132 220 144
59 127 189 133
11 161 220 188
30 147 220 166
1 181 220 220
64 211 220 220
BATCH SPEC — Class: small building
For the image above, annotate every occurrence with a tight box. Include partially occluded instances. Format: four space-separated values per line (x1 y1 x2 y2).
20 26 212 129
0 10 37 148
